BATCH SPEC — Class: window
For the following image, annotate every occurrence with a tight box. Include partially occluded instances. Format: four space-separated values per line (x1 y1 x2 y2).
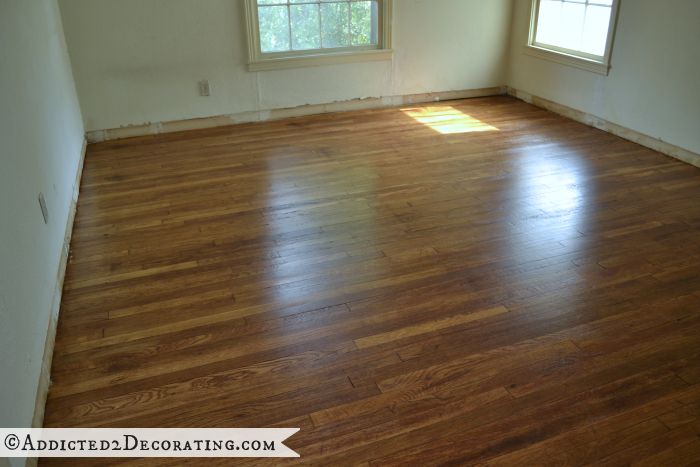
527 0 619 74
244 0 392 71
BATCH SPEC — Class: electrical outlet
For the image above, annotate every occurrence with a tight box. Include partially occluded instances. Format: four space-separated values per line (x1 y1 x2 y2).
198 80 210 97
38 192 49 224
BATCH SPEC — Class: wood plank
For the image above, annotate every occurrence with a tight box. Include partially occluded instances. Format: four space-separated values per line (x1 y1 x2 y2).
42 96 700 466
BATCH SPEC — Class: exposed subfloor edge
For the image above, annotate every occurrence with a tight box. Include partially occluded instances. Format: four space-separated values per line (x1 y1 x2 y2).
28 137 87 467
86 87 507 143
507 86 700 169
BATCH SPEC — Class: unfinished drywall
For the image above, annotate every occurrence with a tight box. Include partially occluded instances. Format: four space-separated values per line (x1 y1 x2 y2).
508 0 700 155
0 0 84 447
58 0 513 132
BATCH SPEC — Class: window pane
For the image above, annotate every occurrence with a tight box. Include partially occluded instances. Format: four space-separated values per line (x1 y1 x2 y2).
350 1 375 46
535 0 561 47
259 5 290 52
321 2 350 48
257 0 381 54
290 4 321 50
557 1 586 51
535 0 612 58
580 5 612 56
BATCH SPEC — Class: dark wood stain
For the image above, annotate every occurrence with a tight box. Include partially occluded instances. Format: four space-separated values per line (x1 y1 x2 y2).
43 96 700 465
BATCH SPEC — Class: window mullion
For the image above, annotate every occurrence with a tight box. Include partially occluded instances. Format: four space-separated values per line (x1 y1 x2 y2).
318 2 323 49
347 0 352 46
287 2 292 51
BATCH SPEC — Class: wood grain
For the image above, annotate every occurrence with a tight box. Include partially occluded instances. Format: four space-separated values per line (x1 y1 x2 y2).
43 96 700 466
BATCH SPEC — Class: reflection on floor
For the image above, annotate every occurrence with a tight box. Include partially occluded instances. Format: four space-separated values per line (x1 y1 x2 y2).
44 96 700 466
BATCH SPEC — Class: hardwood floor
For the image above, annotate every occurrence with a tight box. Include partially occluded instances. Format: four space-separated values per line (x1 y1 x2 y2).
43 96 700 465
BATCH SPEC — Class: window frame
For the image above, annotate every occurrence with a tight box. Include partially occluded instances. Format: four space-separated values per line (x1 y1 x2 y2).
526 0 620 75
244 0 393 72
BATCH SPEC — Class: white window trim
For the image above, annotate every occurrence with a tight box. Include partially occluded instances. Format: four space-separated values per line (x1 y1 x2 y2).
243 0 393 72
525 0 620 75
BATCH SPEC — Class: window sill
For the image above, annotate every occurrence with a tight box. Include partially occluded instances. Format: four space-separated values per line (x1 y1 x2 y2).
524 45 610 76
248 49 393 72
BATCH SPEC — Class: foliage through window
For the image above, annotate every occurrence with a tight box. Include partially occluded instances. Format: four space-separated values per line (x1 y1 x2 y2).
256 0 380 54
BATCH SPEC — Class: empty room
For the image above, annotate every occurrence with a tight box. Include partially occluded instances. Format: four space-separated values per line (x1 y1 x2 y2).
2 0 700 464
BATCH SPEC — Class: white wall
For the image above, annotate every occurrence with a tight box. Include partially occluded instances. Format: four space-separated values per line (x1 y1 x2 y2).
58 0 513 132
509 0 700 155
0 0 84 445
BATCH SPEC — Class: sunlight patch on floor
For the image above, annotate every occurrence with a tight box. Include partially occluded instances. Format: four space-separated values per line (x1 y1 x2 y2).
402 106 499 134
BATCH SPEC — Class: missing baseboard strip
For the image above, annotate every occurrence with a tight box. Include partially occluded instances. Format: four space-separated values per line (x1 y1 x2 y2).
31 137 87 433
86 87 507 143
507 87 700 169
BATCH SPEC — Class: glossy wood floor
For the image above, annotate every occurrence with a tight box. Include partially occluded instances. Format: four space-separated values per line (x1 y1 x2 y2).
44 96 700 466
